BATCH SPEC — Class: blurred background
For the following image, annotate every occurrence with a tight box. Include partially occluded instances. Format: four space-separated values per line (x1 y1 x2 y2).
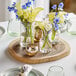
0 0 76 22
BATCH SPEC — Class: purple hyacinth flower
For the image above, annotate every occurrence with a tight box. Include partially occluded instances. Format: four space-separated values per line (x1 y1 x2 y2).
22 5 27 9
55 23 59 30
8 6 14 12
14 9 17 13
12 2 16 7
52 4 57 10
8 6 11 11
26 2 31 7
16 15 19 19
55 12 58 16
11 7 14 11
58 2 64 9
54 17 60 23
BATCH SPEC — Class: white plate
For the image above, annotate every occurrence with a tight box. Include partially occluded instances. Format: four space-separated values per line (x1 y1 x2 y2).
0 68 44 76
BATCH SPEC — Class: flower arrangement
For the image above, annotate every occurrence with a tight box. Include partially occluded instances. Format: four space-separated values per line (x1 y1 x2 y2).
38 2 70 53
8 0 43 44
48 2 69 41
8 1 70 55
8 0 44 56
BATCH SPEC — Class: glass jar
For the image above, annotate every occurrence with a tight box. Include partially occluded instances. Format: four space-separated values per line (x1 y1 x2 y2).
7 18 20 37
49 31 59 45
20 22 39 56
7 0 21 37
39 31 52 54
59 20 71 33
47 66 64 76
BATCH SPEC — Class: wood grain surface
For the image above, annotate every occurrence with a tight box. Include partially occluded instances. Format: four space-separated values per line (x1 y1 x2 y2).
8 38 70 64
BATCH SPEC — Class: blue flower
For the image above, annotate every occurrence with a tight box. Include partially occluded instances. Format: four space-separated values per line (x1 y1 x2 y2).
58 2 64 9
32 0 35 1
52 5 57 10
8 6 14 12
8 6 10 9
32 0 35 4
55 12 58 16
26 2 31 7
54 17 60 23
14 9 17 13
22 5 27 9
64 13 69 18
16 15 19 19
12 2 16 7
54 23 59 30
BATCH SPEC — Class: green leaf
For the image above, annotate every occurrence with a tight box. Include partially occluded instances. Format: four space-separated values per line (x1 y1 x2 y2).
51 30 56 41
32 7 44 17
16 0 21 11
28 7 44 22
16 0 23 16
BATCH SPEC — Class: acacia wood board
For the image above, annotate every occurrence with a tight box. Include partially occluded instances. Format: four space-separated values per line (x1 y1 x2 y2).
8 38 70 64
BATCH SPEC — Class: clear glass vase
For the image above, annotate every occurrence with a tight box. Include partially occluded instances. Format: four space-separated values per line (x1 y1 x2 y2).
7 0 20 37
20 22 39 56
7 18 20 37
59 20 71 33
49 31 59 45
39 31 52 54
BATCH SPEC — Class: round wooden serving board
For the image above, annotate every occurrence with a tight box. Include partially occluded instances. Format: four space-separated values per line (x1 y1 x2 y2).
8 38 70 64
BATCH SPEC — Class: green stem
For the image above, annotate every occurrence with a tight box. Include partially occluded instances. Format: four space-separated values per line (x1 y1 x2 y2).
51 29 56 41
41 34 48 50
23 23 27 43
27 25 29 35
47 41 52 48
30 23 34 44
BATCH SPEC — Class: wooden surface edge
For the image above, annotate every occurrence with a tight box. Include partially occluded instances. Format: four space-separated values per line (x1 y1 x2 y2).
8 38 71 64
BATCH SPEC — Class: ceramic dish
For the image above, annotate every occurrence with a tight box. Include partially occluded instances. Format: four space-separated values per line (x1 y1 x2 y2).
0 68 44 76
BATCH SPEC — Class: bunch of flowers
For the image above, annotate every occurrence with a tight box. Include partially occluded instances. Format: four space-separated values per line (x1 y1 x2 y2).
8 0 43 23
8 0 43 44
8 1 70 54
48 2 69 41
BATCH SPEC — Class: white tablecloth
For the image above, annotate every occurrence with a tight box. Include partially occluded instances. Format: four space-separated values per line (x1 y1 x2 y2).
0 13 76 76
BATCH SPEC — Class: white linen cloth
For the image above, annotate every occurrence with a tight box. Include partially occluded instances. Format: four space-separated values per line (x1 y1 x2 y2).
0 13 76 76
68 13 76 34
